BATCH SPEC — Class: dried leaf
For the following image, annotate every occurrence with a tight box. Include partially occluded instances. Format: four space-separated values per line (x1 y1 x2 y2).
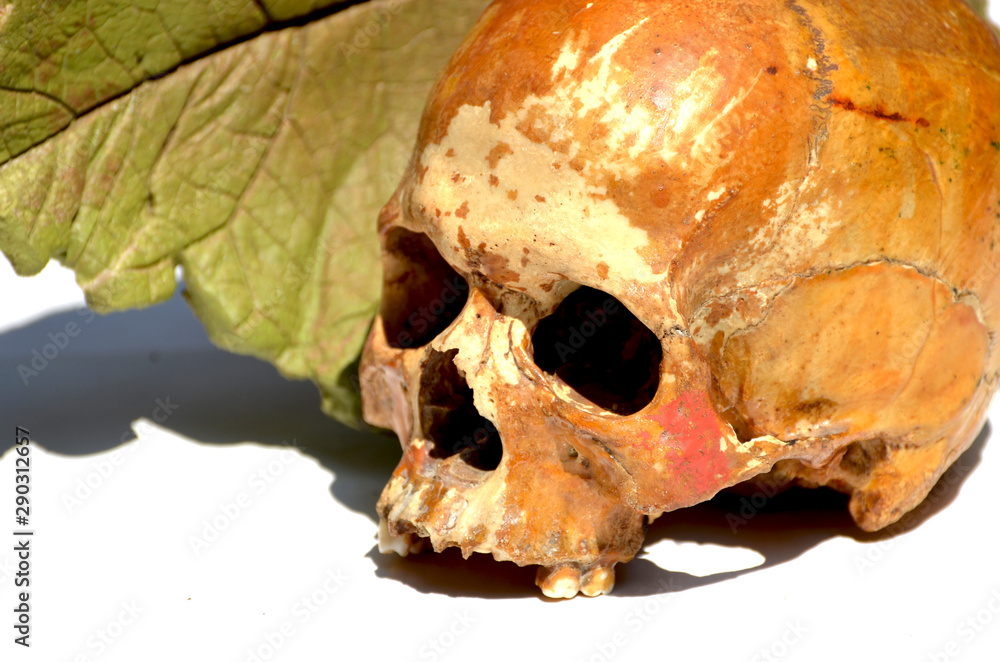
0 0 491 424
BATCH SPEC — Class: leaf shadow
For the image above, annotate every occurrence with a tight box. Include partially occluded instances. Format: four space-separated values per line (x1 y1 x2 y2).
0 293 990 600
0 292 399 523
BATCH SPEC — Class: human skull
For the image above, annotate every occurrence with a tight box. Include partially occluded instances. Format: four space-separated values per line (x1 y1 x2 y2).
359 0 1000 598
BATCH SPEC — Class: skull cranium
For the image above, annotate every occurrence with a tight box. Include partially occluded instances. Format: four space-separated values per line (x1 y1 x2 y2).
359 0 1000 597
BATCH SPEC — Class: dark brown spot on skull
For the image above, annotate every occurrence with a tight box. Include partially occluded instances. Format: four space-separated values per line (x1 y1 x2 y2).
456 201 470 219
457 226 471 249
828 95 930 127
461 525 489 558
486 141 514 169
597 262 610 279
489 174 500 187
652 186 670 208
535 195 547 203
482 253 521 283
516 105 555 144
794 398 838 417
508 189 519 200
551 138 573 154
840 439 889 477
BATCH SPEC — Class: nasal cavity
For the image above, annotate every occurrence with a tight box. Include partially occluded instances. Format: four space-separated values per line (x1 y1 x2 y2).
418 349 503 471
531 286 662 415
380 228 469 349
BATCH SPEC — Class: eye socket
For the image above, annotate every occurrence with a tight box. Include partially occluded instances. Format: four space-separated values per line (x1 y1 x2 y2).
380 228 469 349
531 286 662 415
419 349 503 472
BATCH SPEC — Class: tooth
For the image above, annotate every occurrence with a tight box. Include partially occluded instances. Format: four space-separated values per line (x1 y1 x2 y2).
378 519 411 556
580 565 615 597
406 536 427 555
536 565 581 599
377 520 426 556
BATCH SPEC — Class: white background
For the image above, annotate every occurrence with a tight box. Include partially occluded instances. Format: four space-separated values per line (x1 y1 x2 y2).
3 5 1000 661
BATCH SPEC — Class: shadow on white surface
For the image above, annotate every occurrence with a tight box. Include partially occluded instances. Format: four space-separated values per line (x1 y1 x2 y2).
0 292 400 523
0 293 991 600
365 424 988 598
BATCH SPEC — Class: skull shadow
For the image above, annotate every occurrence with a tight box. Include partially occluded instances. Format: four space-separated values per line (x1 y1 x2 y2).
364 424 989 599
